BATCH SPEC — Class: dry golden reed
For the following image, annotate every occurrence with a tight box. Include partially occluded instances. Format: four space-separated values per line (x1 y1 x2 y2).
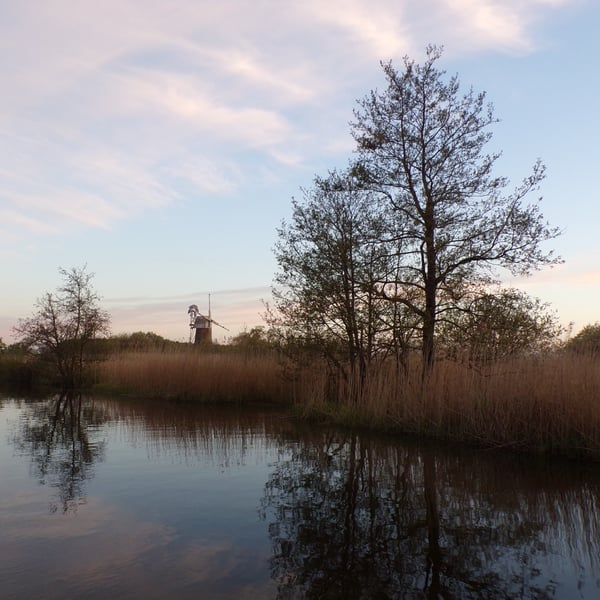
98 348 600 457
99 350 288 403
294 353 600 456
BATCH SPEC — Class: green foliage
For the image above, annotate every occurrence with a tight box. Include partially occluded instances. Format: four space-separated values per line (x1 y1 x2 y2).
229 327 273 355
439 288 564 362
0 342 36 388
271 170 421 398
565 323 600 355
102 331 180 353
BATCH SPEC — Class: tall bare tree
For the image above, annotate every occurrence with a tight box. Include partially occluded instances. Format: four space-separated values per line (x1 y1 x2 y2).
351 45 561 369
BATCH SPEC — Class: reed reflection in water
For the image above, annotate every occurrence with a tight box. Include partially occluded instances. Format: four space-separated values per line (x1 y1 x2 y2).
260 431 600 598
0 395 599 599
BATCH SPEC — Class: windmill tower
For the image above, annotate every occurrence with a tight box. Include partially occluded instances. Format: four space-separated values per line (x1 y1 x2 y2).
187 295 229 345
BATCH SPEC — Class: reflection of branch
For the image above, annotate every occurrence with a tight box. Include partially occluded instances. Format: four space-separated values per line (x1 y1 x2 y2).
423 452 442 598
12 394 107 514
261 435 599 598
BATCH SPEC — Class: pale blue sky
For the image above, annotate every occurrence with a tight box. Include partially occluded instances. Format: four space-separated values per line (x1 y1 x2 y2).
1 0 598 343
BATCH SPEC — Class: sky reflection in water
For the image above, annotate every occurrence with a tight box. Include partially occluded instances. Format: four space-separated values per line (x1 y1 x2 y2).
0 394 599 599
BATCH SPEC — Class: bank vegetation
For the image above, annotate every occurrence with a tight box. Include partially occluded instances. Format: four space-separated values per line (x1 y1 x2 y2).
89 335 600 459
2 323 600 458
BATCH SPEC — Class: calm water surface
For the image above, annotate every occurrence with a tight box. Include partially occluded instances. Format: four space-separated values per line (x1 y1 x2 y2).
1 394 599 599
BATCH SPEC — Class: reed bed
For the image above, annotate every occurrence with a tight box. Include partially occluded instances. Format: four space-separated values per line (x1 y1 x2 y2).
98 350 289 403
294 353 600 457
97 348 600 457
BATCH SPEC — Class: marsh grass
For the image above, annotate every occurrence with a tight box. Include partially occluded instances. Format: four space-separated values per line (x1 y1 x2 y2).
99 349 288 403
291 353 600 457
98 348 600 457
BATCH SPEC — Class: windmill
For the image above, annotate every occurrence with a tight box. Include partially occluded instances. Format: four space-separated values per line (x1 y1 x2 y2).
187 295 229 345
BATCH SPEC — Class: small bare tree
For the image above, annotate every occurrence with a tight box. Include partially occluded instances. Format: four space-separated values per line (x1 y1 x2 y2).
14 266 110 389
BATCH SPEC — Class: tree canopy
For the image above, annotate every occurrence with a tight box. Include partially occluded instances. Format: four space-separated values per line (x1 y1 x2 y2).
438 287 563 362
351 45 561 366
565 323 600 355
272 46 561 387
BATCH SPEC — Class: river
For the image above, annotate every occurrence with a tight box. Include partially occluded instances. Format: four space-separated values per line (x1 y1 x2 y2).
0 393 598 599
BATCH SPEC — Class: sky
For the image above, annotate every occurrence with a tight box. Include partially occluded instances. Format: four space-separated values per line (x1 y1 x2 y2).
1 0 599 344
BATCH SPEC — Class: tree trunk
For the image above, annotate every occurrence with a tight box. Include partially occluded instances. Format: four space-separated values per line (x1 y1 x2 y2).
422 199 437 375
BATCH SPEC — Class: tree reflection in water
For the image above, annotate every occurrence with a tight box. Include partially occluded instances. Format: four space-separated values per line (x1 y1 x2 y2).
11 394 107 513
261 432 600 599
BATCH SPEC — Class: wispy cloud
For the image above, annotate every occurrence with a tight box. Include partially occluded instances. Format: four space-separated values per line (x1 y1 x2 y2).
438 0 529 51
503 256 600 330
507 261 600 288
0 0 578 246
0 207 60 235
302 0 411 58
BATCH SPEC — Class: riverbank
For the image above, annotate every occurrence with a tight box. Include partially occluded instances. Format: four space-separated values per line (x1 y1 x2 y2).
96 349 600 460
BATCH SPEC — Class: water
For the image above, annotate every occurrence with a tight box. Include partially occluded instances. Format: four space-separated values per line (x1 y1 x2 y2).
1 394 599 599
